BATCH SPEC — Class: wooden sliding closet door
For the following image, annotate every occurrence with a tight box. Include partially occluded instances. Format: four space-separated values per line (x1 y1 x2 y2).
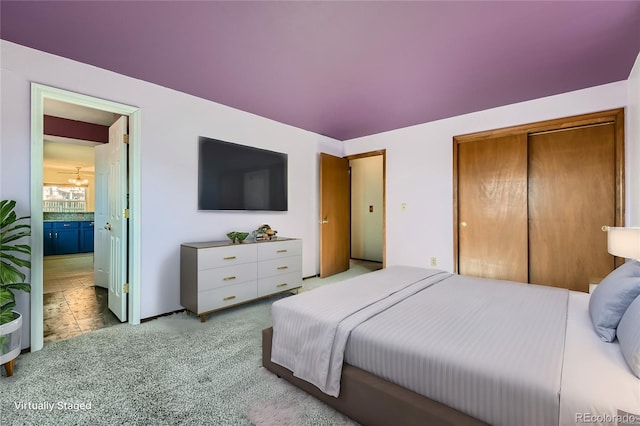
457 134 528 282
528 124 616 292
454 109 624 291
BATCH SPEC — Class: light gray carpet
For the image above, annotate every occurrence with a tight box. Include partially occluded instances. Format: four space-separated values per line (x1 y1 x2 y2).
1 261 381 426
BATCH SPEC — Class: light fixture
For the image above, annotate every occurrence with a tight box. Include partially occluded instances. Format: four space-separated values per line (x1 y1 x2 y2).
68 167 88 186
602 226 640 260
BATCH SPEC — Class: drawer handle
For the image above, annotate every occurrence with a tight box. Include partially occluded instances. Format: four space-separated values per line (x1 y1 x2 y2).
277 266 288 270
223 256 237 260
276 283 288 288
277 249 287 253
223 276 236 281
64 223 71 227
223 295 236 301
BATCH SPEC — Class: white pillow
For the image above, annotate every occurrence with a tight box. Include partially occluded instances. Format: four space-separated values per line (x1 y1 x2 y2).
588 260 640 342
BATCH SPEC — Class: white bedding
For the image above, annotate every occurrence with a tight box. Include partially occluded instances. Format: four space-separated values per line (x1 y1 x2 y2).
270 265 449 396
344 273 569 426
559 292 640 426
270 267 640 426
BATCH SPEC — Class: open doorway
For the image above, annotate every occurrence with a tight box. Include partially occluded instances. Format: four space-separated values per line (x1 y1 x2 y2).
319 150 385 278
349 154 384 264
30 83 141 352
41 99 121 342
348 151 384 274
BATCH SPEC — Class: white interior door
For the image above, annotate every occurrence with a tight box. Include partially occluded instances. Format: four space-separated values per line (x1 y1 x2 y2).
107 116 128 322
94 144 109 288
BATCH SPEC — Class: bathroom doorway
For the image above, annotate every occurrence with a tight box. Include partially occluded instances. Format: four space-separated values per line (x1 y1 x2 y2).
30 83 141 352
41 99 121 343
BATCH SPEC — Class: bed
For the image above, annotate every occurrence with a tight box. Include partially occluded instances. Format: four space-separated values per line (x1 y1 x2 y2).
262 265 640 426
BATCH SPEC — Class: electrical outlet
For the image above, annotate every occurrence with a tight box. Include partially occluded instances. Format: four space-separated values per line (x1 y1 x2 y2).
401 203 407 212
430 257 437 267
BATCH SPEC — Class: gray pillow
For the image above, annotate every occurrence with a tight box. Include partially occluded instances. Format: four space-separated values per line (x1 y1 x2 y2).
589 260 640 342
617 295 640 378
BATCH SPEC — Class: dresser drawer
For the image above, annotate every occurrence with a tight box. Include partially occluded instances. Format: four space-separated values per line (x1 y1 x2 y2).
198 244 257 270
257 272 302 297
258 256 302 279
198 263 258 292
257 239 302 261
197 281 257 313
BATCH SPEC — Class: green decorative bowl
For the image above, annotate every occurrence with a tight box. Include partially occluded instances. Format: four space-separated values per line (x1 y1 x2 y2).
227 231 249 243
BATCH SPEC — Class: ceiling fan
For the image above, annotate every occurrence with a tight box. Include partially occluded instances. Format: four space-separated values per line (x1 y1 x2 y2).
58 166 89 186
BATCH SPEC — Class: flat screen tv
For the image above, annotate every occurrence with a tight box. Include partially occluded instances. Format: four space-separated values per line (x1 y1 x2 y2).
198 137 288 211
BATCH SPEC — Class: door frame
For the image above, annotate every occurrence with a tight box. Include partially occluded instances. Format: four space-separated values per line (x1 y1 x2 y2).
452 108 625 275
345 150 386 268
318 149 387 277
30 83 142 352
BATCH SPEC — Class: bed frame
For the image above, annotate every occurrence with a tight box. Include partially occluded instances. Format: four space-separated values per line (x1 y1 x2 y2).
261 327 487 426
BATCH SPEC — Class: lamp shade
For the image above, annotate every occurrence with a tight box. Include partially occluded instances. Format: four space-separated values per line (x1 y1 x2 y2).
607 227 640 259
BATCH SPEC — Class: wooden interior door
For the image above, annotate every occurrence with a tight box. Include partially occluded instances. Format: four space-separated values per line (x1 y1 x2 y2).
320 153 350 278
528 123 616 292
456 134 529 282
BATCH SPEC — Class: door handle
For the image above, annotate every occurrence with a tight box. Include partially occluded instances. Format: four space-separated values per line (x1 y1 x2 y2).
104 223 112 231
320 218 329 224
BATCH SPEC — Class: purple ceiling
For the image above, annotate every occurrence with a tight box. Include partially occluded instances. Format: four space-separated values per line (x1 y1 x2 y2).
2 1 639 140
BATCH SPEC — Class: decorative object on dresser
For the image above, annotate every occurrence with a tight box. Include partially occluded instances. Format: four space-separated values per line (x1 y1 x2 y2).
226 231 249 244
180 238 301 322
254 224 277 241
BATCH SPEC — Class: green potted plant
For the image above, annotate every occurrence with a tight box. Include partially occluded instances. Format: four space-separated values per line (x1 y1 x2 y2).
0 200 31 377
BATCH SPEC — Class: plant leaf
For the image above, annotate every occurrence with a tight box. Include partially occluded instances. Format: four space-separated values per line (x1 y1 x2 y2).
2 283 30 293
0 253 31 269
0 310 16 324
0 288 13 305
0 300 16 314
0 260 26 284
1 229 31 245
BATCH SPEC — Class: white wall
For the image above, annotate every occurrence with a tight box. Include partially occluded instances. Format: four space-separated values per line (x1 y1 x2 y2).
350 156 383 262
2 40 639 330
0 41 342 322
627 53 640 226
344 79 636 272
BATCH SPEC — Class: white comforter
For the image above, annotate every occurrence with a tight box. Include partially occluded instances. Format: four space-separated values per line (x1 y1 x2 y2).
270 266 640 426
559 292 640 426
270 265 449 396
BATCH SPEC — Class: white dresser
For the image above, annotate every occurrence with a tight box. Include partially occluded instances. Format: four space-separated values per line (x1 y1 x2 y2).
180 238 302 322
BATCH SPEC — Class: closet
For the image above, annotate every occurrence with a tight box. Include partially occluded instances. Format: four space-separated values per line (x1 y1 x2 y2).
453 109 624 292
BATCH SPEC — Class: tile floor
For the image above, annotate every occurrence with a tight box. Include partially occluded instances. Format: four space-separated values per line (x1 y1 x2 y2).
43 254 121 343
